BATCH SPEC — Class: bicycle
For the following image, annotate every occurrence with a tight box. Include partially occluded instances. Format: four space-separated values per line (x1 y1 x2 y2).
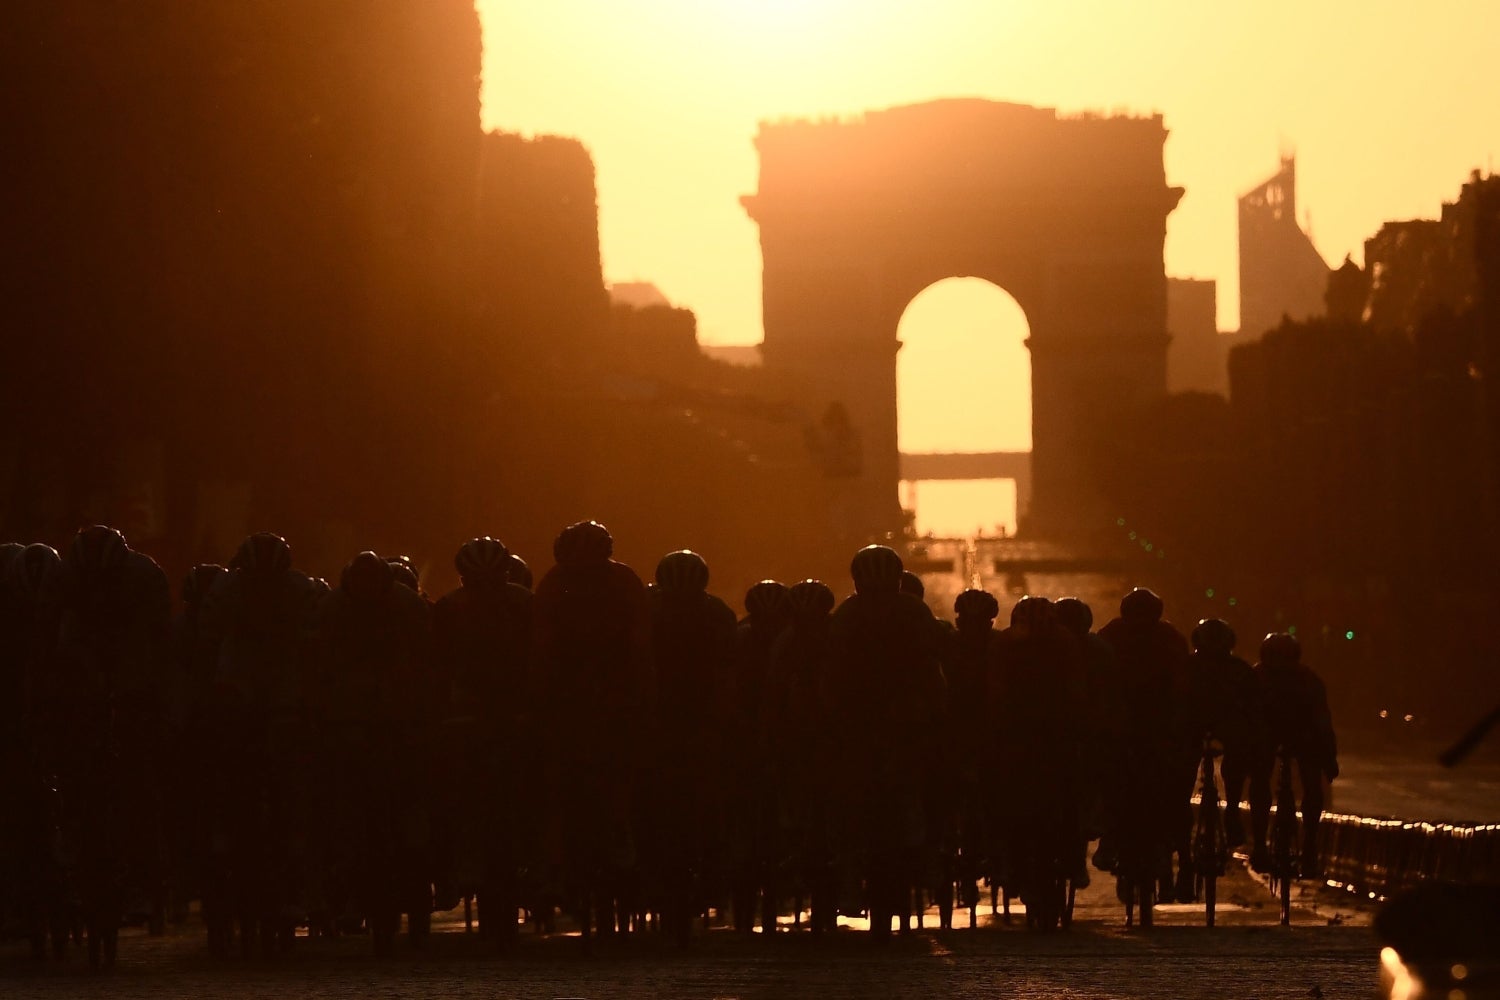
1189 733 1228 927
1266 744 1299 926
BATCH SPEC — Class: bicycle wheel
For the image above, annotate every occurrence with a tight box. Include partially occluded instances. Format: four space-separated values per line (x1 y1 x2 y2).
1197 804 1221 926
1278 865 1291 925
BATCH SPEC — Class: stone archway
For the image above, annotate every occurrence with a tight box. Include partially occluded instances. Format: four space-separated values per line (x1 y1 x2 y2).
743 99 1183 542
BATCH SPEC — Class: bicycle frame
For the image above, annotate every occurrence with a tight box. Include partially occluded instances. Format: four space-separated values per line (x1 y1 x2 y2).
1269 746 1299 926
1192 734 1227 927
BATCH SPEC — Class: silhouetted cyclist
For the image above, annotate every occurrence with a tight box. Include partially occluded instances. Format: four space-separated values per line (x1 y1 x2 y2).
431 536 532 944
387 555 425 599
1186 619 1261 849
1 541 67 959
828 545 943 938
1097 587 1190 914
51 525 171 966
1249 632 1337 878
643 549 736 944
532 521 651 943
317 550 433 956
728 578 790 934
505 552 533 591
943 588 1002 924
993 596 1085 929
197 533 324 955
766 579 839 933
1054 596 1114 888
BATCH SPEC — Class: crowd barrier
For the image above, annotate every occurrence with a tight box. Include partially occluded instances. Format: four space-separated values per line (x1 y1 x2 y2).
1315 811 1500 901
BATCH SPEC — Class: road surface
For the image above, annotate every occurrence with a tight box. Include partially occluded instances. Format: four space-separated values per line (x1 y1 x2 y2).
2 858 1382 999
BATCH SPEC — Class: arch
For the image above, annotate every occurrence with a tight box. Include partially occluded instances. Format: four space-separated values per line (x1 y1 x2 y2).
896 277 1030 536
744 98 1183 542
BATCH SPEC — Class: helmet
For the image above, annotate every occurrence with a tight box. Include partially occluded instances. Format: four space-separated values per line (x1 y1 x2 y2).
68 525 129 575
181 564 226 608
898 570 925 599
787 579 835 619
388 556 420 593
954 589 999 623
232 532 292 576
455 536 509 585
341 551 393 601
744 580 789 620
505 553 533 590
849 544 903 596
1120 587 1164 622
9 543 61 598
1054 597 1094 635
1192 618 1237 656
554 520 613 566
1260 632 1301 665
1009 595 1055 631
655 550 709 594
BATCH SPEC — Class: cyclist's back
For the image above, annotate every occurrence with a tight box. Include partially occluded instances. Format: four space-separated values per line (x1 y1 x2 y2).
1250 632 1337 876
1186 618 1261 845
994 597 1084 810
533 522 650 728
1096 588 1190 902
434 538 533 729
531 521 650 885
650 552 735 749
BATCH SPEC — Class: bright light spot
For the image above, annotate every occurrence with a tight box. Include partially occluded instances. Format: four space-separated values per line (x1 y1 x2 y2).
1129 531 1138 540
903 478 1017 537
1228 597 1238 607
897 277 1030 453
1380 710 1390 719
1383 946 1417 1000
1117 517 1126 526
1346 630 1356 640
1453 963 1469 981
1403 714 1414 723
1205 588 1215 598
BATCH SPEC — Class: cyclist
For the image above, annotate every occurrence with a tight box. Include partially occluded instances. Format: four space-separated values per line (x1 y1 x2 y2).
1186 619 1261 848
728 579 791 934
1 542 66 959
1097 587 1191 912
767 579 839 933
1249 632 1338 878
944 589 1003 923
531 521 651 940
52 525 172 965
1054 596 1115 886
505 553 533 591
993 596 1085 927
828 545 943 937
645 549 737 943
318 550 434 956
431 536 533 943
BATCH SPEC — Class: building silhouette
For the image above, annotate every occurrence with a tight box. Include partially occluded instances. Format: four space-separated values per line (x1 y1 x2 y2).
1238 157 1330 340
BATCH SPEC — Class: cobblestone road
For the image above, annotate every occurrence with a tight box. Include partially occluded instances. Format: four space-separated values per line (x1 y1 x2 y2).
3 861 1382 999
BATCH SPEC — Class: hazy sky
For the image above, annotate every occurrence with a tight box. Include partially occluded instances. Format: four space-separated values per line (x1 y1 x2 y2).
479 1 1497 532
480 1 1496 336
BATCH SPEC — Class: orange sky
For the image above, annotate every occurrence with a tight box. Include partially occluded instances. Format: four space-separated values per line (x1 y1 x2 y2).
479 1 1498 533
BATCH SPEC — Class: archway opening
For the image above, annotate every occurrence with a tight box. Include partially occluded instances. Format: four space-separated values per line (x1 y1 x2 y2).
897 277 1031 538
